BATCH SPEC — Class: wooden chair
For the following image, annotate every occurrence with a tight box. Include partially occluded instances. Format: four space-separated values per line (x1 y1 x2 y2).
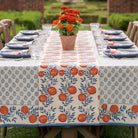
126 21 138 38
0 25 8 49
133 25 138 47
0 19 16 42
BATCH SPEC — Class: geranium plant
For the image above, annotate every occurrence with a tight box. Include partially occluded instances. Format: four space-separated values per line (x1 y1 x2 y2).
53 6 83 36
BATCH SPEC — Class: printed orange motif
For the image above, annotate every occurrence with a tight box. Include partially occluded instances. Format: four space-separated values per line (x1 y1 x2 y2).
78 114 87 122
50 68 58 76
59 70 64 76
0 106 8 115
39 95 47 103
48 87 57 95
97 115 99 121
58 114 67 122
59 93 67 101
110 105 119 114
68 85 77 94
101 104 107 110
38 71 44 77
21 106 29 114
78 70 84 76
61 65 68 67
87 86 96 94
40 65 48 68
80 65 88 68
29 114 37 123
102 114 110 122
39 115 48 123
78 93 86 102
90 67 98 76
70 67 78 75
131 105 138 113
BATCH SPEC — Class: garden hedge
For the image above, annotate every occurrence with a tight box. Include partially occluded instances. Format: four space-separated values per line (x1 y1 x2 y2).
0 11 42 31
109 13 138 31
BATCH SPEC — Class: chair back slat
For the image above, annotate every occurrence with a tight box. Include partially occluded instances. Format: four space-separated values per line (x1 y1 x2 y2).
126 22 133 37
130 25 137 42
0 26 4 50
0 19 16 42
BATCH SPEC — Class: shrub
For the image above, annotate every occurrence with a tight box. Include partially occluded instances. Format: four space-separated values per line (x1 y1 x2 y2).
0 11 42 31
109 13 138 30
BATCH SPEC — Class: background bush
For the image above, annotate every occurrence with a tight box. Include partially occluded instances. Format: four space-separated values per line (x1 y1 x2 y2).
44 2 107 24
0 11 42 33
109 13 138 30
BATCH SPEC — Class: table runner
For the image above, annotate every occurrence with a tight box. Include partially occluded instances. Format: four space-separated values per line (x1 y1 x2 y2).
38 31 100 126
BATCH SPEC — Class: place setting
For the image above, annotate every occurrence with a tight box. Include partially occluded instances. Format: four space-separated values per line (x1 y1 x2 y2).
0 49 30 58
103 49 138 58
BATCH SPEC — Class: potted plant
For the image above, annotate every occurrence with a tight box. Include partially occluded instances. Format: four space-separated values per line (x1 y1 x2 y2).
52 6 83 50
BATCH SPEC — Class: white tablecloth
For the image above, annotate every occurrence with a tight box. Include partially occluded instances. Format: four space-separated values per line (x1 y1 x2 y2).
0 31 137 127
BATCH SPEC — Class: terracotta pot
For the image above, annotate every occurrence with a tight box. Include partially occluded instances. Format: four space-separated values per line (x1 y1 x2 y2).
60 35 77 50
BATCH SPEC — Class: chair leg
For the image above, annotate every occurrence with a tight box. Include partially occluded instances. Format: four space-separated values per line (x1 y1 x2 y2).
2 127 7 137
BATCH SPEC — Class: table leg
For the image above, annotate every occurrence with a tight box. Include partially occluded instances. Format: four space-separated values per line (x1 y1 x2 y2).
2 127 7 137
132 127 137 138
77 126 96 138
62 127 78 138
43 127 61 138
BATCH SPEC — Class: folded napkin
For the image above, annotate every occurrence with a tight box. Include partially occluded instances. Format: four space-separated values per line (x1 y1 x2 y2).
105 35 113 39
109 42 117 45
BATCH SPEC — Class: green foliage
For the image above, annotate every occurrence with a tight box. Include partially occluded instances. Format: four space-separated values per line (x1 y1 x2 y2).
0 11 42 31
109 13 138 31
44 1 107 24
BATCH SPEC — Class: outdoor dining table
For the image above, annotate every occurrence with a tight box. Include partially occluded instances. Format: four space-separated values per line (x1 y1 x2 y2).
0 29 137 138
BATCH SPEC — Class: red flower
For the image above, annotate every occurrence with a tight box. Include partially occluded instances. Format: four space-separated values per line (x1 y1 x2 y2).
59 15 67 21
73 10 80 15
66 13 76 17
77 18 83 22
53 20 59 25
66 9 74 13
66 25 73 32
60 6 68 11
58 24 64 29
67 16 76 23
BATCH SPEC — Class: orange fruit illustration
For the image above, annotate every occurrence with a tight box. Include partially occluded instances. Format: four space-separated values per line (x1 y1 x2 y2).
68 85 77 94
102 114 110 122
78 70 84 76
50 68 58 76
131 105 138 113
0 106 8 115
29 114 37 123
21 106 29 114
101 104 107 110
110 105 119 114
38 71 44 77
39 115 48 123
78 114 87 122
90 67 98 76
78 93 86 102
87 86 96 94
48 87 57 95
58 114 67 122
39 95 47 103
70 67 78 75
59 70 64 76
59 93 67 101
